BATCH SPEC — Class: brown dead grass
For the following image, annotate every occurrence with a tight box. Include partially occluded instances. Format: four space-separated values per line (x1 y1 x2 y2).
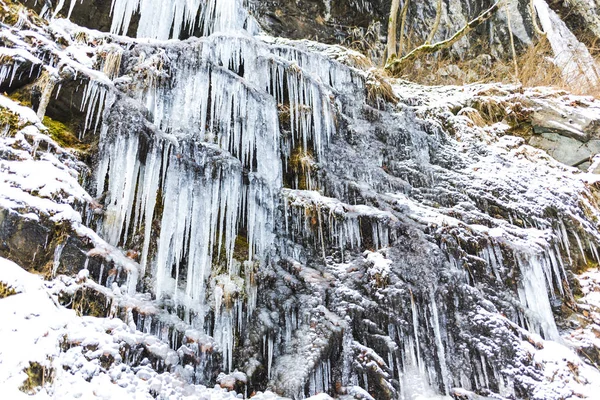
399 38 600 98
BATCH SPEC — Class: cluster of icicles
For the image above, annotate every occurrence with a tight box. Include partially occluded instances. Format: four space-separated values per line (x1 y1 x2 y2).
78 0 365 378
3 0 596 397
49 0 256 40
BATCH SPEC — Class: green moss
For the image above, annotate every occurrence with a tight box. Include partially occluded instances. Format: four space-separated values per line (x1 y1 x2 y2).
573 258 599 275
42 116 89 152
7 86 33 107
579 198 600 225
70 287 110 317
19 362 53 394
233 234 250 262
0 281 17 298
0 107 23 137
1 0 46 27
0 0 22 25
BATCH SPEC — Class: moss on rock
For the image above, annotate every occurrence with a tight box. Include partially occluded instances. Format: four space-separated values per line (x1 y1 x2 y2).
19 361 53 394
0 107 24 137
42 116 89 153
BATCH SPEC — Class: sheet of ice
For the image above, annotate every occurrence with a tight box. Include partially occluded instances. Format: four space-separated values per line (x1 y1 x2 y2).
533 0 600 87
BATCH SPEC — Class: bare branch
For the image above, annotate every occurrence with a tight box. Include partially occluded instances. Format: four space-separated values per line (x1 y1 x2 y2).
425 0 443 45
397 0 410 57
505 3 520 81
386 0 401 59
386 1 501 75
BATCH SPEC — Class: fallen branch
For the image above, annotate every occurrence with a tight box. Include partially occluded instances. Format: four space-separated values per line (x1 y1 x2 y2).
386 1 501 75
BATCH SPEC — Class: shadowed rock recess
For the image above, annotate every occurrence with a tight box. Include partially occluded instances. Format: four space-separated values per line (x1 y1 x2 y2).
1 0 600 399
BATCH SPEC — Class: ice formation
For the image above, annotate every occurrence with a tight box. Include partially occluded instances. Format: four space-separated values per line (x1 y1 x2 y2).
1 0 600 399
108 0 255 39
533 0 600 87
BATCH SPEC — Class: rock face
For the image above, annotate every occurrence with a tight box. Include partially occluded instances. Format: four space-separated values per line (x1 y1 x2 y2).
27 0 600 60
1 1 600 400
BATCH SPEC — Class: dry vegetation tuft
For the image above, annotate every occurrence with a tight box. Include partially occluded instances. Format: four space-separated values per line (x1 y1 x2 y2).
399 38 600 98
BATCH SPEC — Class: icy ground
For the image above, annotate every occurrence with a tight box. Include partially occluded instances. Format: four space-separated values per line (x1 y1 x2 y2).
0 256 285 399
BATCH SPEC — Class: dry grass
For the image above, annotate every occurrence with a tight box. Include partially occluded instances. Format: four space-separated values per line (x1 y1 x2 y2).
343 21 382 63
366 68 398 106
0 281 17 298
102 47 123 80
399 38 600 98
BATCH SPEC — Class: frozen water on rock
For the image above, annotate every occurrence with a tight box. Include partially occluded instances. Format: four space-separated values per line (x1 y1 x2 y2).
2 3 600 400
86 5 369 379
0 257 247 400
533 0 600 87
107 0 254 40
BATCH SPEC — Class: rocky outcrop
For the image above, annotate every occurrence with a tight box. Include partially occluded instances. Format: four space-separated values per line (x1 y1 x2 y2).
393 82 600 169
17 0 598 58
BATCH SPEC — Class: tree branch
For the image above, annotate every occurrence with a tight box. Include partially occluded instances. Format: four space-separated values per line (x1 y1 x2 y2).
386 1 501 75
425 0 443 45
386 0 401 59
397 0 410 57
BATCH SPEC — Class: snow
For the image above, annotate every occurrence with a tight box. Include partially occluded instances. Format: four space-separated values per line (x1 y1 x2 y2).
0 257 248 399
0 109 90 223
0 95 41 126
529 339 600 399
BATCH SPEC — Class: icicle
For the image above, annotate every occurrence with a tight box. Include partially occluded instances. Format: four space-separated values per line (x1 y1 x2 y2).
410 292 423 373
137 147 161 275
547 247 565 296
482 244 502 282
36 73 57 120
97 131 140 246
52 241 66 277
516 255 560 340
574 231 588 263
80 82 108 134
480 355 490 388
67 0 78 18
557 220 572 265
267 332 274 379
109 0 251 40
98 263 105 285
430 293 450 395
52 0 78 19
589 238 600 263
